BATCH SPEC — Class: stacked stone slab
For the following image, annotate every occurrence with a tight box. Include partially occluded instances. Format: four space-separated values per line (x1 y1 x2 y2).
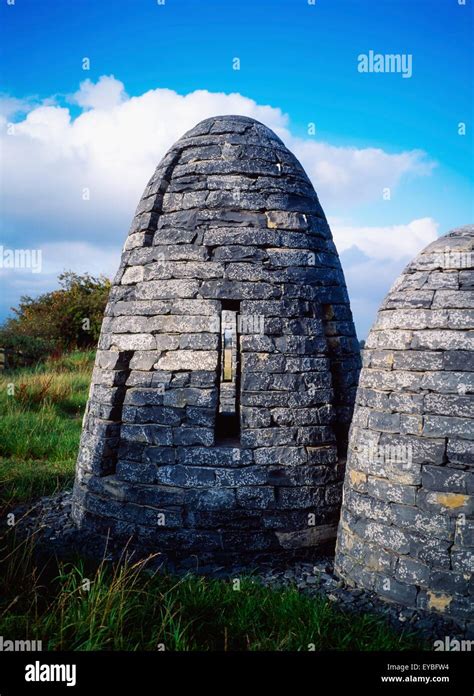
335 226 473 626
72 115 360 560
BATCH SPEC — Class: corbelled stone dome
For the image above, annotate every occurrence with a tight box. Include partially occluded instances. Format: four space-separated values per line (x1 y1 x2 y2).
335 226 473 625
72 115 360 561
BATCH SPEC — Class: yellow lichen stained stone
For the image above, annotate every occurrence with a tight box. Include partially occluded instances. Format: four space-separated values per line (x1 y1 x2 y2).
349 470 367 487
265 212 279 229
427 591 453 613
435 492 470 509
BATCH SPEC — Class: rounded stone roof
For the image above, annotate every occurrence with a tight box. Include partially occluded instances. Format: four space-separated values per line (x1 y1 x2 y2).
335 225 474 624
128 113 327 248
72 115 361 560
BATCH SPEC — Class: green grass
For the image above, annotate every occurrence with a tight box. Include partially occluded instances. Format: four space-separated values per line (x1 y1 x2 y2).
0 350 94 505
0 534 424 651
0 458 75 507
0 350 427 651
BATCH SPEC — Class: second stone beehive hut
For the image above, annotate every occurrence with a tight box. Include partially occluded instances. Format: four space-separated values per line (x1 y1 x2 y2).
335 226 473 625
72 115 360 560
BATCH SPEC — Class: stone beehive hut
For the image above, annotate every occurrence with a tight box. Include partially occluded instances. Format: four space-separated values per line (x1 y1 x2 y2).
335 226 473 624
72 115 360 560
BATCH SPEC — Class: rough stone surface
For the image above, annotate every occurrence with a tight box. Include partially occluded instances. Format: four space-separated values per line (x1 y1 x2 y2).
72 115 360 559
335 226 474 625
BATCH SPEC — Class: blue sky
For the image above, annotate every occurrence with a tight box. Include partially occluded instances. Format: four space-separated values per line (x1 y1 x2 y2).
0 0 473 337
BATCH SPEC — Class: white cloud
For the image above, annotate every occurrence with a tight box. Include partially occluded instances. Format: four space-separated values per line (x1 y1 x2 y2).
0 76 439 334
0 95 35 119
0 93 58 124
330 217 439 261
1 75 435 248
0 241 120 281
1 79 291 244
291 141 434 206
39 241 121 277
332 218 439 338
72 75 128 110
0 241 121 319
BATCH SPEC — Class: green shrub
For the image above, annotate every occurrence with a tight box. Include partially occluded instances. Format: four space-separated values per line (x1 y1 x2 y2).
0 271 110 363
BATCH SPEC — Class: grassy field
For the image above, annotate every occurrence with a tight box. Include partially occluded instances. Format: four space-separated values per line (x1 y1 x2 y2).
0 352 425 651
0 351 94 505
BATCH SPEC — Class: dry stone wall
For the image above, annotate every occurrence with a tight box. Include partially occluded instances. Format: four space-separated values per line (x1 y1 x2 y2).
72 115 360 560
335 226 474 627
